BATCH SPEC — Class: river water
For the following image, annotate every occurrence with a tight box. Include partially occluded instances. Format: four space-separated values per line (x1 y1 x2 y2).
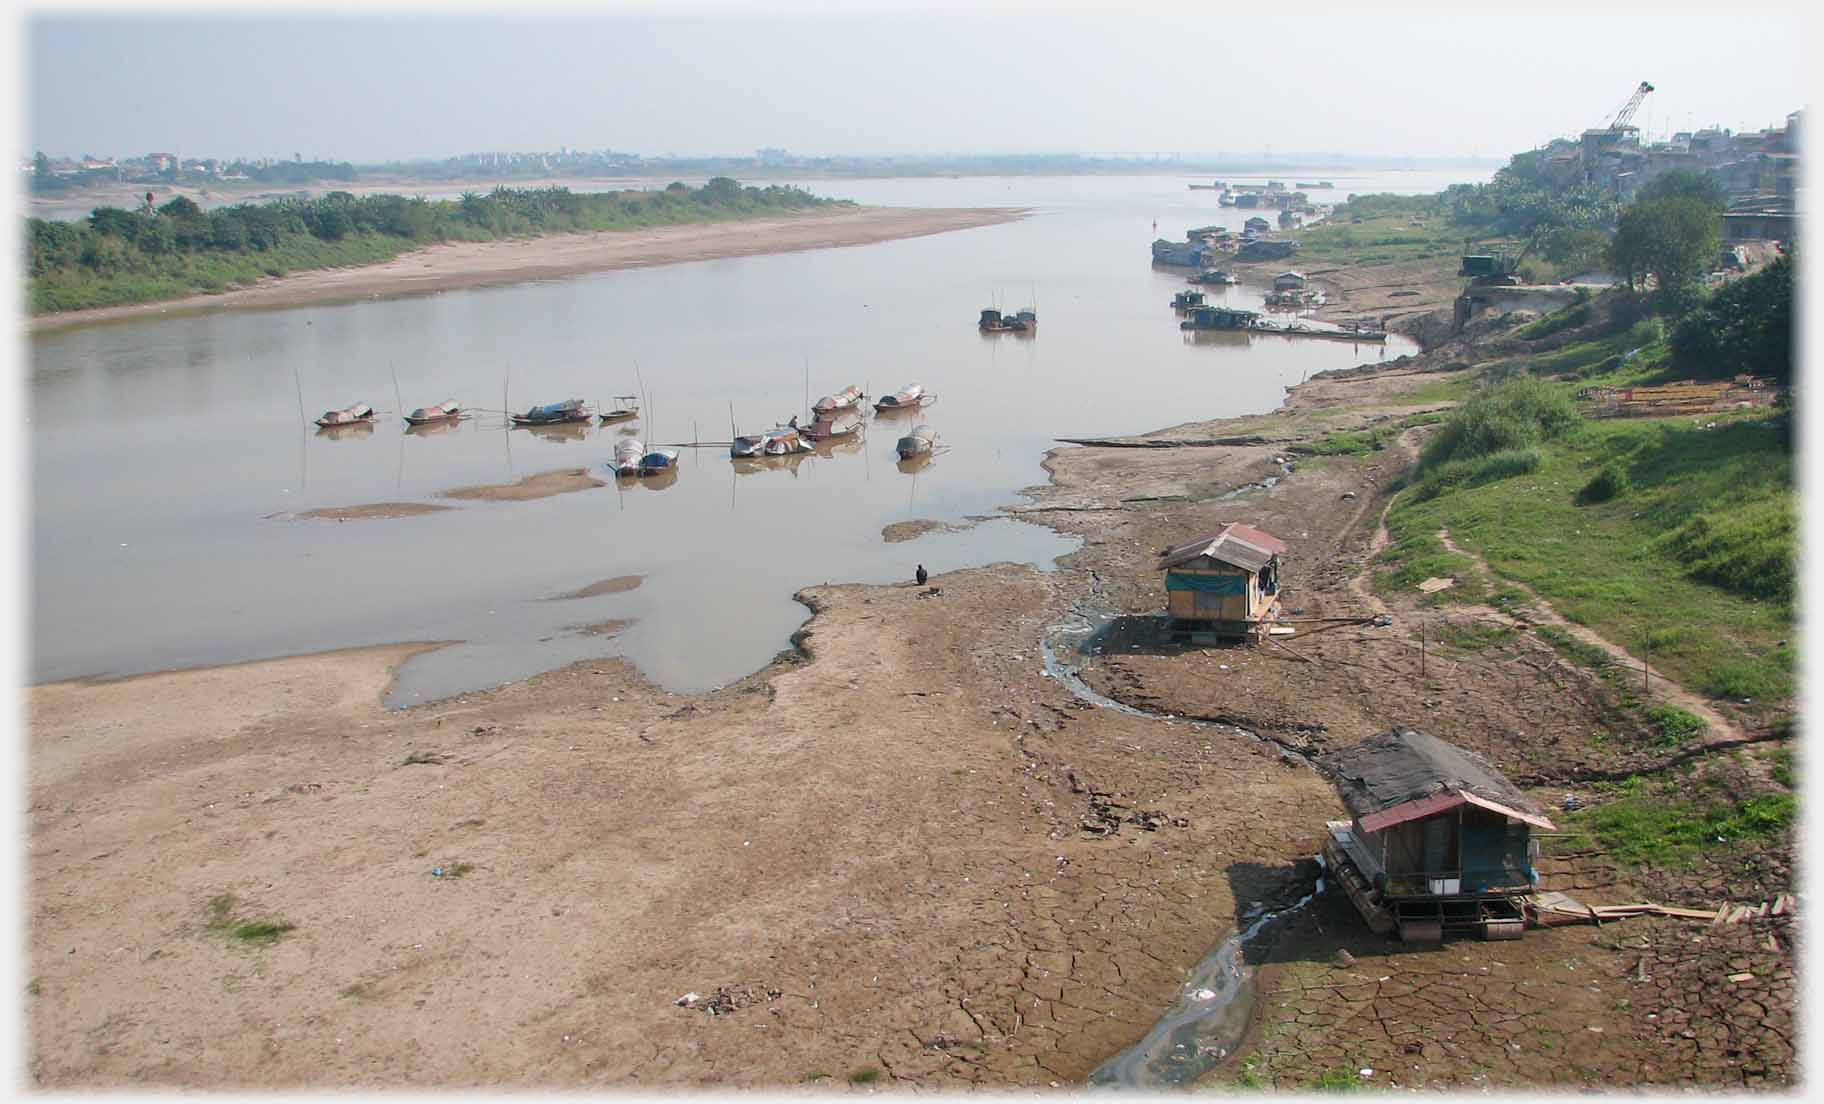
28 170 1482 703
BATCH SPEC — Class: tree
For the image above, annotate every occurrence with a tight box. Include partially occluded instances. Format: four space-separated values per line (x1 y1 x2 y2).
1670 253 1794 382
1607 196 1720 294
1638 169 1725 211
157 195 203 220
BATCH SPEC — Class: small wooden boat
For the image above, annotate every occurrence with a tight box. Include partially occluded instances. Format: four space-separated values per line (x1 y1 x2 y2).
1172 289 1206 310
637 448 680 476
598 395 640 423
512 398 590 426
895 424 937 460
1190 269 1238 286
731 425 809 458
812 385 865 415
873 383 930 413
799 409 865 442
315 402 374 428
403 400 461 426
611 438 644 477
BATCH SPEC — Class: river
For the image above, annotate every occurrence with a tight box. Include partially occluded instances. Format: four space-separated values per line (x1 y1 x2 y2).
28 169 1484 704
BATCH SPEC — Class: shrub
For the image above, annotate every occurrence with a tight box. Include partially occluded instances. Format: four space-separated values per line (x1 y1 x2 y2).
1646 705 1706 746
1578 463 1629 504
1656 498 1794 602
1418 378 1578 471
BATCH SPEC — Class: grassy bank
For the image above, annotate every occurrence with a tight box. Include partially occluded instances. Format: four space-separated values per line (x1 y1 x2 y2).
1370 261 1795 718
27 179 849 314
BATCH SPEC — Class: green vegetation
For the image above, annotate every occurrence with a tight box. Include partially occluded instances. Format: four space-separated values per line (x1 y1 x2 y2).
848 1068 882 1085
1670 254 1794 382
1417 378 1577 471
400 749 449 766
26 178 847 313
1570 784 1794 866
1429 621 1517 653
1236 1054 1266 1089
1647 704 1707 746
1312 1066 1364 1091
1514 288 1594 340
1608 196 1721 294
1578 462 1629 504
204 893 295 945
1384 406 1793 707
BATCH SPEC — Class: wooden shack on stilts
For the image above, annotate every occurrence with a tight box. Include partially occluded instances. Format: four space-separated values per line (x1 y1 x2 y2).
1156 523 1287 643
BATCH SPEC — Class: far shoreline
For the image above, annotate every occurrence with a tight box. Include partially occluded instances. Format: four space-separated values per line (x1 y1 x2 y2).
27 204 1029 334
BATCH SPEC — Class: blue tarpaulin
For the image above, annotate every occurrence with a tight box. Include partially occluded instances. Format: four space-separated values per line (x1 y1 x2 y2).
1165 572 1247 595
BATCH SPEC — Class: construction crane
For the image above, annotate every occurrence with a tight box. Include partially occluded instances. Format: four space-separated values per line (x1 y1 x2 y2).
1607 81 1655 131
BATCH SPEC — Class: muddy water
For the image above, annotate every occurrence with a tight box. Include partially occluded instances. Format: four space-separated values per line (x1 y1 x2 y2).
29 171 1474 702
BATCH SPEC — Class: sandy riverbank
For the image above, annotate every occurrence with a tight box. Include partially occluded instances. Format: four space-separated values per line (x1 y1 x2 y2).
27 241 1793 1089
28 205 1027 334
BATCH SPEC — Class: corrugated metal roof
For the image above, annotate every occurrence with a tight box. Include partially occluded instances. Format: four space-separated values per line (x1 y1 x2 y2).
1157 523 1287 573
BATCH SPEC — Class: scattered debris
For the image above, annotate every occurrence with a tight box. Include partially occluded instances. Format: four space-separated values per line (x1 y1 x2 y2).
1416 576 1457 594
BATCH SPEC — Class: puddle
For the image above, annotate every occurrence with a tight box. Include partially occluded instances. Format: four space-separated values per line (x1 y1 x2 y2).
1088 873 1323 1088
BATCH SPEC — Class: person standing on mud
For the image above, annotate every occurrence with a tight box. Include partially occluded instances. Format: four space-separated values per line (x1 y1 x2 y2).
915 564 928 586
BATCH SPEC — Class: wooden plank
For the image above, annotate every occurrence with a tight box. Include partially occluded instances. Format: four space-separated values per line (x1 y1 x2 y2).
1647 906 1726 920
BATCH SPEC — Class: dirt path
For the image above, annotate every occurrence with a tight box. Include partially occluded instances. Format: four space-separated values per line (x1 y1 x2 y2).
1436 527 1746 745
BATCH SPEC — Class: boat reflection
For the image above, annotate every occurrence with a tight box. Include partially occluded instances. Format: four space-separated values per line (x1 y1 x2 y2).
404 418 460 438
1183 329 1254 348
517 421 590 443
314 420 376 440
616 467 679 492
733 451 810 477
810 433 865 459
896 452 935 475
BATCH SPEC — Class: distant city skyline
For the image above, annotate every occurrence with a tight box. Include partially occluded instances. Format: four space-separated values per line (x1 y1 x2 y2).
27 12 1808 164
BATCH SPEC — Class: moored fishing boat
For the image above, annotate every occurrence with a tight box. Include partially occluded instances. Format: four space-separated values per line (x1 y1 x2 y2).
637 448 680 475
403 400 461 426
798 409 865 442
895 424 937 459
812 385 864 415
315 402 375 428
873 383 929 413
731 425 809 458
598 395 640 423
512 398 590 426
612 438 644 477
1189 269 1238 286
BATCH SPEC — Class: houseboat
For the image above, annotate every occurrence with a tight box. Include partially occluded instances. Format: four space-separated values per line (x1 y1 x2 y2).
512 398 590 426
894 424 937 459
1320 728 1554 943
1171 289 1206 310
874 383 929 413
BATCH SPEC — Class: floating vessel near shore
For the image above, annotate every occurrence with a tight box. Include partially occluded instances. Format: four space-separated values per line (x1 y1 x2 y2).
512 398 590 426
403 400 461 426
611 438 644 477
798 409 865 442
1179 305 1386 342
979 307 1037 334
597 395 640 423
1189 269 1238 286
637 448 680 475
731 425 812 458
315 402 375 428
874 383 932 413
895 424 937 459
812 385 865 415
1171 289 1206 310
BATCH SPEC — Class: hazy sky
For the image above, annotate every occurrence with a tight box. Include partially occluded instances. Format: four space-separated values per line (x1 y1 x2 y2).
23 6 1811 163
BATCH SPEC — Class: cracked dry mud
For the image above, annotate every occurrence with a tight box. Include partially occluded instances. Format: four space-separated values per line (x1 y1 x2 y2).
28 324 1795 1087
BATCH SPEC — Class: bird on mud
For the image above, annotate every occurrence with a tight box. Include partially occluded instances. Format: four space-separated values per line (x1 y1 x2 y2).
915 564 928 587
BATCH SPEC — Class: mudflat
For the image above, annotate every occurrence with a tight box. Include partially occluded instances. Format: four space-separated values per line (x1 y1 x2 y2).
28 206 1027 333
